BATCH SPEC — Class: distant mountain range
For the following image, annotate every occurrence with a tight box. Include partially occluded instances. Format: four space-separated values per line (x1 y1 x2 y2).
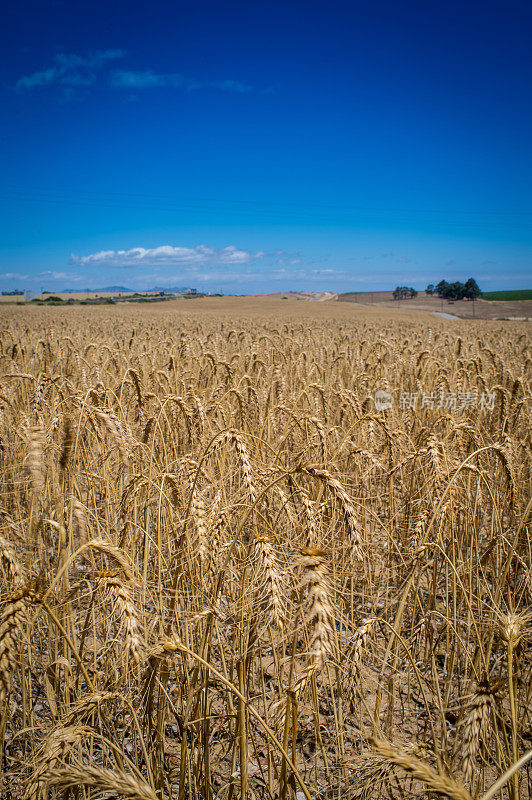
96 285 133 292
60 285 197 293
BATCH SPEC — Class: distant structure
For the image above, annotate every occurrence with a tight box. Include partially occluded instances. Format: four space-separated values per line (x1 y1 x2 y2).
1 289 23 296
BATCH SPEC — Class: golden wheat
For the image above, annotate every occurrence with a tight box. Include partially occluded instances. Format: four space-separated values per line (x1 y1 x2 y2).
0 300 528 799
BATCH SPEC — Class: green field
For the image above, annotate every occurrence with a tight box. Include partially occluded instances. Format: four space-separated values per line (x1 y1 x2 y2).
481 289 532 301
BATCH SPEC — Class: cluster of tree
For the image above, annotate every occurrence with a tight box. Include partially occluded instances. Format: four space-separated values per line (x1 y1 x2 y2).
426 278 481 300
393 286 418 300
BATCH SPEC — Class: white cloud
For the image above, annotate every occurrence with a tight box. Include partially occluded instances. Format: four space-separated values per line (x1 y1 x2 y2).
16 49 126 90
0 272 29 280
70 244 263 268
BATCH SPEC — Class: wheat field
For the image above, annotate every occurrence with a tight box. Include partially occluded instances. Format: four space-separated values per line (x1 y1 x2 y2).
0 299 530 800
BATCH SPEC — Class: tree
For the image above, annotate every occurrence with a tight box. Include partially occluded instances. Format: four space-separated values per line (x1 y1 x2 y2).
463 277 481 300
449 282 465 300
431 276 481 301
435 280 464 300
393 286 417 300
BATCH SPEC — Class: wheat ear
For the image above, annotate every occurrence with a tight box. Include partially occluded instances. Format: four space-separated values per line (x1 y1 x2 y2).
24 726 89 800
299 546 335 672
371 737 473 800
41 763 157 800
297 466 363 561
459 679 495 785
0 592 29 705
98 574 143 664
252 535 286 628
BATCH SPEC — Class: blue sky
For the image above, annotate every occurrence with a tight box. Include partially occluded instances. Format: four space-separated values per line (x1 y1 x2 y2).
1 0 531 293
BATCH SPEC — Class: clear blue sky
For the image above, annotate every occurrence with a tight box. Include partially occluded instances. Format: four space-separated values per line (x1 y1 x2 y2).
1 0 531 293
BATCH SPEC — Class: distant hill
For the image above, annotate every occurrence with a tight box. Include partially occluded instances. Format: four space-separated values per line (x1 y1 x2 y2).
59 285 134 293
145 285 197 293
99 285 135 293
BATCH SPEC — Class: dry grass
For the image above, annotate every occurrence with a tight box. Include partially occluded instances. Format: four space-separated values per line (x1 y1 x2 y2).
0 299 530 799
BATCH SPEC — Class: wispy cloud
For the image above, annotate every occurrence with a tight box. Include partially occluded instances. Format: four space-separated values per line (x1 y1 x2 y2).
39 270 82 281
15 49 126 90
153 266 343 285
110 70 252 93
110 70 184 89
0 272 29 280
16 52 252 96
70 244 264 268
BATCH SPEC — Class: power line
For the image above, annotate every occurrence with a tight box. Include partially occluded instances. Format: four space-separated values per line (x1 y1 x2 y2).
1 184 532 218
0 186 530 229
